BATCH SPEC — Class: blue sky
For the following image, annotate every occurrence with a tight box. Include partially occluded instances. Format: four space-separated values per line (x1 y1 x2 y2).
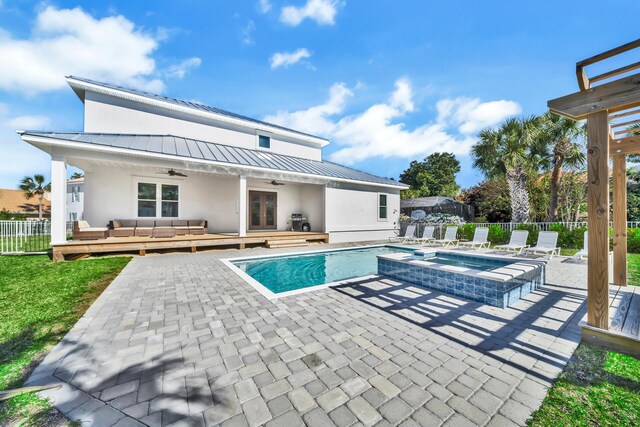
0 0 639 189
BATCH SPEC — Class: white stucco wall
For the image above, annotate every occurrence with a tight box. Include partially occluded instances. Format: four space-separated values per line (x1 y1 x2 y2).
83 92 323 161
325 183 400 243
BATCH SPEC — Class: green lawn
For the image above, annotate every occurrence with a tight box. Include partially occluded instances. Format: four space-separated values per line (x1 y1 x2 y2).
0 255 130 426
528 343 640 426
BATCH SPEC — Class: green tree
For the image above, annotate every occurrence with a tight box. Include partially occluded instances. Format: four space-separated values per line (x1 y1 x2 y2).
399 152 460 198
538 112 586 221
19 174 51 221
70 172 84 179
471 116 543 223
458 179 511 223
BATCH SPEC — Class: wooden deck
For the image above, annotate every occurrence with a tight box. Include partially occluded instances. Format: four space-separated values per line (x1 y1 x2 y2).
580 285 640 356
52 231 329 261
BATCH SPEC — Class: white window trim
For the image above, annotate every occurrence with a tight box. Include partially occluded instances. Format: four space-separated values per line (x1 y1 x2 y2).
132 176 182 219
256 131 272 151
377 192 388 222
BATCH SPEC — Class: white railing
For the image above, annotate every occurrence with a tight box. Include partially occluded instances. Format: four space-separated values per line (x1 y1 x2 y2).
0 220 74 254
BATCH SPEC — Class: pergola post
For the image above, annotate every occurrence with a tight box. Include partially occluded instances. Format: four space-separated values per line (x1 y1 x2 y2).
50 155 68 246
612 154 627 286
238 175 247 237
586 111 610 330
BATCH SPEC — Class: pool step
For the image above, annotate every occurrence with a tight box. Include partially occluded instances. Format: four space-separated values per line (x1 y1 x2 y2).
266 239 309 248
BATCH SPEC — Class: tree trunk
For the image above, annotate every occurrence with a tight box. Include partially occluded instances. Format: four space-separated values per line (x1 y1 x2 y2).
38 193 43 221
548 160 563 222
506 168 530 223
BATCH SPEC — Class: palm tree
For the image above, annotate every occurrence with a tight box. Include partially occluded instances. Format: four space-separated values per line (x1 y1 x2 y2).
471 116 543 223
538 112 586 221
19 174 51 220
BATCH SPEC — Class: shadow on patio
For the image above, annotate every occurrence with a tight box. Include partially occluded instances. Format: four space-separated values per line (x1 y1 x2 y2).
332 275 587 386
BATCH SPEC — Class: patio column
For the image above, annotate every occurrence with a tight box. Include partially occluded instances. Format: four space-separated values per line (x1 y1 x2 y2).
50 155 67 245
238 175 247 237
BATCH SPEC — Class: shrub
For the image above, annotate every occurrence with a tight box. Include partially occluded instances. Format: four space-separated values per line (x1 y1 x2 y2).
487 225 510 244
458 223 476 241
628 228 640 254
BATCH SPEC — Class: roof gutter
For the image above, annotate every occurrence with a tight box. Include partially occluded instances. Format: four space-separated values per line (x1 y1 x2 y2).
66 77 331 148
20 133 408 190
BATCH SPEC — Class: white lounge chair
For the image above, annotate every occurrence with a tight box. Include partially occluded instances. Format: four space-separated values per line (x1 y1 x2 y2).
523 231 560 258
412 225 436 245
458 227 489 250
433 226 459 247
495 230 529 254
573 231 588 260
389 223 417 243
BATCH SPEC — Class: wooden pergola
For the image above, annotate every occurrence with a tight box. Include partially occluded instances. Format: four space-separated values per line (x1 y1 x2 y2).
549 40 640 352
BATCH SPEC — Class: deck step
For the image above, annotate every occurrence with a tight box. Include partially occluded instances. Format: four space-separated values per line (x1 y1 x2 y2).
266 239 309 248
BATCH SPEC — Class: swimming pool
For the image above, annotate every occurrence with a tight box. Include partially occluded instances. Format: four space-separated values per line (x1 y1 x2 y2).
229 245 412 296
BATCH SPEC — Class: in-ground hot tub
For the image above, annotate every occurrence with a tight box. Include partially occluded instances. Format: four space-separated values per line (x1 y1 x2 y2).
378 249 545 308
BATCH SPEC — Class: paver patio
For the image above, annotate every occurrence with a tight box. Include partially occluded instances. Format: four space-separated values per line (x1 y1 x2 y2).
26 244 588 426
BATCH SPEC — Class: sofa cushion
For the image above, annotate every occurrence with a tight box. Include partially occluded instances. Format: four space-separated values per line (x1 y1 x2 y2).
188 220 205 227
77 220 91 230
172 220 188 226
155 219 173 227
117 219 137 228
112 220 121 228
136 219 155 227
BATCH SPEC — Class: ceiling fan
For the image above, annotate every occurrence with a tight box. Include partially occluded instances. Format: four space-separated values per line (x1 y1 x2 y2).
265 180 285 186
159 169 188 177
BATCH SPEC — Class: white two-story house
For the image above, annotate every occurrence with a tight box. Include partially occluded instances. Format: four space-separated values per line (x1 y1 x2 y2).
66 177 84 221
19 76 405 246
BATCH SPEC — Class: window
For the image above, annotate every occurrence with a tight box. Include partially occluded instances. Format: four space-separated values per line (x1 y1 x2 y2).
378 194 388 220
71 186 80 202
137 182 180 217
258 134 271 149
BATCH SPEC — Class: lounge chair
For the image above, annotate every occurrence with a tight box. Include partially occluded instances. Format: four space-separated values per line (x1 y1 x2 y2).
433 226 459 247
73 220 108 240
458 227 489 250
523 231 560 258
109 219 136 237
413 225 436 245
134 219 155 237
573 231 588 260
495 230 529 254
188 219 207 235
389 223 417 243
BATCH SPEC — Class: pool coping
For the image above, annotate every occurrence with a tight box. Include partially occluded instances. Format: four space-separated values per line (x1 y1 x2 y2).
220 244 413 300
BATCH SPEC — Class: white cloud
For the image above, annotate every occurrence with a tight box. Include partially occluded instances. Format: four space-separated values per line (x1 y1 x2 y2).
264 82 352 135
270 48 312 69
436 97 521 134
265 78 521 165
241 20 256 45
0 6 167 95
166 57 202 79
280 0 339 26
6 115 51 130
258 0 272 13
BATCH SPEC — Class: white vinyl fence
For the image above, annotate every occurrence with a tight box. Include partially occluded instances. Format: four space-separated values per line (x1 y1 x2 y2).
398 221 640 240
0 220 73 254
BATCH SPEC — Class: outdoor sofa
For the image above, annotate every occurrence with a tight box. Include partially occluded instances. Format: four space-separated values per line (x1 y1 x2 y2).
108 219 208 238
73 220 109 240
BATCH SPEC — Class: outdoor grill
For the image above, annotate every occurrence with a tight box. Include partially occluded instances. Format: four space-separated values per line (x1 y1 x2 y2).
290 214 309 232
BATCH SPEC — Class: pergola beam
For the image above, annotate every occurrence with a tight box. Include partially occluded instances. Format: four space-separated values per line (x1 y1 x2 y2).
609 135 640 155
548 72 640 119
586 111 610 330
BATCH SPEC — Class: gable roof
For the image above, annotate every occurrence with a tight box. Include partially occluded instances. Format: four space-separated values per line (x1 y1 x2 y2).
66 76 329 146
0 188 51 215
20 132 407 189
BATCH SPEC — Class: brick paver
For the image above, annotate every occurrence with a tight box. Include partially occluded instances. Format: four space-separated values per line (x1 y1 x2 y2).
26 244 587 426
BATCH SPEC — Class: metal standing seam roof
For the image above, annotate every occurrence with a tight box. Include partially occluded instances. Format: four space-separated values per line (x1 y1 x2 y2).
66 76 328 143
22 132 407 188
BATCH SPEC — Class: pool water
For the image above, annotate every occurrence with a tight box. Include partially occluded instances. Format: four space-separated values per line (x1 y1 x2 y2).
233 246 412 294
421 252 511 271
